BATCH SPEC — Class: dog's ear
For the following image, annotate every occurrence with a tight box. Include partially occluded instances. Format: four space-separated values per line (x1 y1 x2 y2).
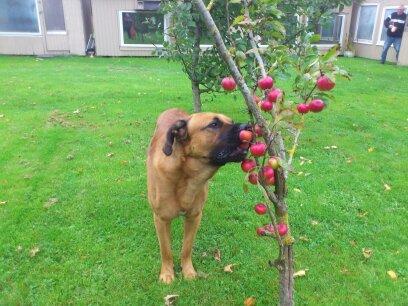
163 120 188 156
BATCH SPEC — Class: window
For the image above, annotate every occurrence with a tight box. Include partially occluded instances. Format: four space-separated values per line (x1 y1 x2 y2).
355 4 378 43
43 0 66 33
120 10 168 46
0 0 40 34
378 7 398 44
320 15 335 41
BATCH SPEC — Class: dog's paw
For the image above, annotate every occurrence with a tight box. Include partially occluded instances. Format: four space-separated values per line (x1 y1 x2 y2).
159 272 175 284
182 266 197 280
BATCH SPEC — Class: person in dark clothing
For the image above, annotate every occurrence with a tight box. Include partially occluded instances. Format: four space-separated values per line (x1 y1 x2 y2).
381 5 406 64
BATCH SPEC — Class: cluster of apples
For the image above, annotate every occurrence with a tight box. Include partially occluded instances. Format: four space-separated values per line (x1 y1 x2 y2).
239 130 288 237
296 75 336 114
254 204 288 237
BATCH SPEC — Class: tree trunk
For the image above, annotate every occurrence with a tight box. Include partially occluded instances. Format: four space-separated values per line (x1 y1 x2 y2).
193 1 294 305
191 20 202 113
277 245 294 306
192 81 202 113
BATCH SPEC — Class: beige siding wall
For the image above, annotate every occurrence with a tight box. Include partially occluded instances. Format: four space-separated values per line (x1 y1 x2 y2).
0 0 86 56
91 0 157 56
350 0 408 63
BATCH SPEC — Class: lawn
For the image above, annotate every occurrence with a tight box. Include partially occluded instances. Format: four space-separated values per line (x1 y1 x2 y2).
0 55 407 305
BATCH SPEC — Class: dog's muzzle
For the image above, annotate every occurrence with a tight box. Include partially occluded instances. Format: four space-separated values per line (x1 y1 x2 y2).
209 123 250 166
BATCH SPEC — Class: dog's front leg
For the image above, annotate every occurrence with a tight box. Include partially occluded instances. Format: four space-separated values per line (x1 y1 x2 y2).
153 214 175 284
181 212 202 280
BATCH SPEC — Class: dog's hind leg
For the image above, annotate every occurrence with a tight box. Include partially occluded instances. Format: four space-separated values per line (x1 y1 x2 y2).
153 214 175 284
181 212 202 280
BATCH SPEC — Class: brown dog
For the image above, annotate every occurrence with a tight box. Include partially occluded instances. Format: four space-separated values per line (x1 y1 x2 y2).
147 108 248 283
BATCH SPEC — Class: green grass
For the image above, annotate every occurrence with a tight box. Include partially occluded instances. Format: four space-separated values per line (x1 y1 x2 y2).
0 55 407 305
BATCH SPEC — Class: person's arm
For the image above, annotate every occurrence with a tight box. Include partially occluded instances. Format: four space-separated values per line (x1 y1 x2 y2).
384 16 391 28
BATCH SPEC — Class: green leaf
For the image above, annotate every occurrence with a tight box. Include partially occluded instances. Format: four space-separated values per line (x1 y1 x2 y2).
309 34 321 43
232 15 245 26
321 45 339 62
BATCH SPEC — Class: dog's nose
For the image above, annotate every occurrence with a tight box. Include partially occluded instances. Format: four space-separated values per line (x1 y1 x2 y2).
238 123 251 131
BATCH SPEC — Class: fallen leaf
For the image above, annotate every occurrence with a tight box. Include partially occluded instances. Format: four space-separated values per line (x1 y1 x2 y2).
299 236 309 242
331 145 338 149
214 249 221 262
197 271 209 279
243 183 249 193
107 152 114 158
66 154 74 160
294 269 308 278
346 157 353 164
293 188 301 193
362 248 373 259
44 197 58 209
16 245 23 252
324 146 330 150
29 246 40 257
120 160 129 165
108 141 113 147
244 297 256 306
304 173 311 176
311 220 319 226
357 210 368 218
297 171 304 176
350 240 357 247
73 109 80 114
0 200 7 206
340 267 350 275
368 147 374 153
224 264 236 273
201 252 208 257
387 270 398 280
0 114 4 118
384 184 391 191
164 294 179 306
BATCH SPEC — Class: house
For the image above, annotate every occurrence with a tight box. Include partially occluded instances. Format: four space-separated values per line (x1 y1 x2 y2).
0 0 92 56
348 0 408 65
1 0 407 65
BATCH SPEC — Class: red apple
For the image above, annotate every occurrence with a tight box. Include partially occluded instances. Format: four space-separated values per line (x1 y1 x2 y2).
254 203 268 215
250 142 267 157
221 77 236 91
254 124 263 137
239 130 253 143
277 223 288 236
260 100 273 112
297 103 310 114
265 176 275 185
308 99 325 112
268 157 279 169
258 76 274 90
316 75 335 91
260 166 275 179
256 227 266 236
248 173 258 185
267 88 282 103
241 159 256 172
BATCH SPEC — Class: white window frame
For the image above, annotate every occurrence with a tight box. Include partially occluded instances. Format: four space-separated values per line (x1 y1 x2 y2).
118 10 170 48
354 3 379 44
376 6 400 46
0 0 42 36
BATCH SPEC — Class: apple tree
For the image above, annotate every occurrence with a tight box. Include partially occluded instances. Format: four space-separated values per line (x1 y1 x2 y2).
162 0 350 304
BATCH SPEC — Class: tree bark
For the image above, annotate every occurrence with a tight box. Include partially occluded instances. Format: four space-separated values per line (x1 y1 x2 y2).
192 81 202 113
191 20 202 112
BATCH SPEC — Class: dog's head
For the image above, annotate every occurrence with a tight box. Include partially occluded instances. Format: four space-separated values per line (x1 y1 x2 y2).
163 112 249 166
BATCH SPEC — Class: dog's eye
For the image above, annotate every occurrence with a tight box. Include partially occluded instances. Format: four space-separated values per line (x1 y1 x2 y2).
207 120 222 129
